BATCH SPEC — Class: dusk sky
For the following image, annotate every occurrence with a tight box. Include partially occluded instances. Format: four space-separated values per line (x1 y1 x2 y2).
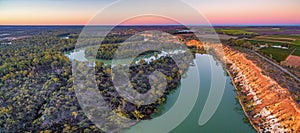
0 0 300 25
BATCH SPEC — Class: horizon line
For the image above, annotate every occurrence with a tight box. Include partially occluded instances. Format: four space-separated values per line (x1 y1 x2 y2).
1 24 300 27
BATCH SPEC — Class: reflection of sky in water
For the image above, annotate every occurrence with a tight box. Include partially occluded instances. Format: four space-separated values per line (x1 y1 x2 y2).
66 49 88 62
124 54 255 133
66 49 255 133
66 48 187 66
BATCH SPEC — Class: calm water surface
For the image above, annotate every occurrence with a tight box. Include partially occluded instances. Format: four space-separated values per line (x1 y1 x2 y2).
66 49 255 133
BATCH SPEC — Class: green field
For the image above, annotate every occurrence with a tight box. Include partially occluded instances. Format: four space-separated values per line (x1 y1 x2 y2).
292 38 300 46
243 35 300 62
247 39 289 46
259 47 292 62
291 45 300 56
216 29 256 35
259 44 300 62
252 37 294 43
292 49 300 56
260 34 299 39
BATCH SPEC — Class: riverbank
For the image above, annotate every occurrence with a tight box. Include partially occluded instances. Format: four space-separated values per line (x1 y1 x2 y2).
224 46 300 132
124 54 255 133
232 47 300 104
66 48 255 132
226 69 261 132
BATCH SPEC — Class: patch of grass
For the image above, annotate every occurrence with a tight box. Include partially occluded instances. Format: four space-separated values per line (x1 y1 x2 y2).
259 47 292 62
292 38 300 46
246 35 300 60
247 39 289 46
263 34 299 39
216 29 256 35
253 37 300 60
290 44 300 56
253 36 295 42
292 49 300 56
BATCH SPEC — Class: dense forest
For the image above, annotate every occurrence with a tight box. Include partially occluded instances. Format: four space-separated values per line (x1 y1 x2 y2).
0 26 196 132
0 31 109 132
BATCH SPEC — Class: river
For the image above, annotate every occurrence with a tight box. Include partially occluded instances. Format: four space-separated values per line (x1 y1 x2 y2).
65 48 255 133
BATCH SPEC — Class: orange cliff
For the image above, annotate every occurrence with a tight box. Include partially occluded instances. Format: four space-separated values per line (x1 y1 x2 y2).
185 40 204 49
224 47 300 132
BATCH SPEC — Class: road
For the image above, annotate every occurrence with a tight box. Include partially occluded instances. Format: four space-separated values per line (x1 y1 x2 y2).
253 51 300 83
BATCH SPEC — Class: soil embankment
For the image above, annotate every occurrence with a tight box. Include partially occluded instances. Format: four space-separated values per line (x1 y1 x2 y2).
224 46 300 132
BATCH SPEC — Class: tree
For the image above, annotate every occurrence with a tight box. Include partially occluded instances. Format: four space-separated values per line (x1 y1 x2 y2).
95 61 104 68
32 57 39 65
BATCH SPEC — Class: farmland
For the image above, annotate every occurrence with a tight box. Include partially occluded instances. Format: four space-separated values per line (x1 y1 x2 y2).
216 29 256 35
220 26 300 78
240 34 299 62
259 47 292 62
251 35 300 62
216 27 300 63
292 38 300 45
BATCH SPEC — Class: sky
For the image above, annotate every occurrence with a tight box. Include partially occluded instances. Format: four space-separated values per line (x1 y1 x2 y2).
0 0 300 25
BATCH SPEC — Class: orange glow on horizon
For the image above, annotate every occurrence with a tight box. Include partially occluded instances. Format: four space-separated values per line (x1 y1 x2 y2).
0 0 300 25
120 16 181 25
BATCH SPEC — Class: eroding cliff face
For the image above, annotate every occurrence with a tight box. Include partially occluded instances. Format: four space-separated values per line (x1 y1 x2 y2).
185 40 204 49
224 47 300 132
